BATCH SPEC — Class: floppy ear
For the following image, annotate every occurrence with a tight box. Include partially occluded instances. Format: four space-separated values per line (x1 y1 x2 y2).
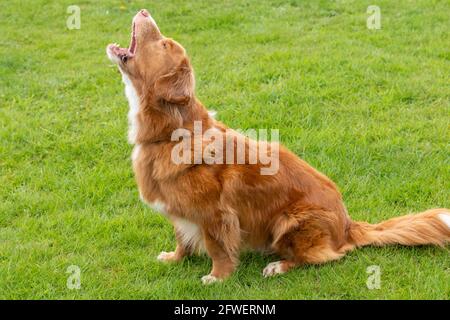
154 59 194 105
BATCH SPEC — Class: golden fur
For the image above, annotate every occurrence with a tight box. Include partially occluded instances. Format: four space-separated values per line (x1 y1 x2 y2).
107 10 450 283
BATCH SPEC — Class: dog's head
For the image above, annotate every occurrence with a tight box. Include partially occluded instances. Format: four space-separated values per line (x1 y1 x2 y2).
107 9 194 105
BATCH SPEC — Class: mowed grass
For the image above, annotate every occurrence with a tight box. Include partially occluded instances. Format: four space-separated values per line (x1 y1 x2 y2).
0 0 449 299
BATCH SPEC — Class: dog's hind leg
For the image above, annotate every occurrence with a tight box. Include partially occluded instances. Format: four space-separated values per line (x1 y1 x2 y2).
264 205 350 277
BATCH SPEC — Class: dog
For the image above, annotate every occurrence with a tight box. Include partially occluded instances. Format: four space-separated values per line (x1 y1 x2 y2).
107 9 450 284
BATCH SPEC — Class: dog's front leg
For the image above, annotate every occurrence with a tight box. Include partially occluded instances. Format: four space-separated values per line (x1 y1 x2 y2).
201 217 240 285
157 230 191 263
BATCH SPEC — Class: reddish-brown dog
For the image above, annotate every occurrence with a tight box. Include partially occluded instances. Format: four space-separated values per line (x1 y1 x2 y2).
107 9 450 284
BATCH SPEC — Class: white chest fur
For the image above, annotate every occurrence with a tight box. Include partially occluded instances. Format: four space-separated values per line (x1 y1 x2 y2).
121 72 140 144
173 217 204 252
137 189 168 215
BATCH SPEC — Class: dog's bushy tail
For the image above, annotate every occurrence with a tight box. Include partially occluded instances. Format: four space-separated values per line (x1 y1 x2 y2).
347 208 450 248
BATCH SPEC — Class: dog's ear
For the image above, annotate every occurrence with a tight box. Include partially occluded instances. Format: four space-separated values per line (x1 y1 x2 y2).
154 58 194 105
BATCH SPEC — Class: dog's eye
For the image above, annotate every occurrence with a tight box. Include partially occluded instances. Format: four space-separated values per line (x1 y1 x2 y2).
162 42 167 49
121 55 128 63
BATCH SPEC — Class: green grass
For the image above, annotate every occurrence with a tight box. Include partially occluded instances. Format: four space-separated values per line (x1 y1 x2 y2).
1 0 449 299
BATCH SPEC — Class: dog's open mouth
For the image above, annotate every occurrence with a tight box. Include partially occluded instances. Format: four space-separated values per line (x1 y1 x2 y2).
108 22 136 63
107 9 160 64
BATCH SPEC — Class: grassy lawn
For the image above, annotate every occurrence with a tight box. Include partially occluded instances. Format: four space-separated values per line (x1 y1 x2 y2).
0 0 449 299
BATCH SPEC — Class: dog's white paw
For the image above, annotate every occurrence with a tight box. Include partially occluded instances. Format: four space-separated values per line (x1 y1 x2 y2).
201 274 222 285
157 251 176 262
263 261 285 277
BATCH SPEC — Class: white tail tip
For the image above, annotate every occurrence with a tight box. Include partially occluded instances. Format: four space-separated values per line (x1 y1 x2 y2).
438 212 450 228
